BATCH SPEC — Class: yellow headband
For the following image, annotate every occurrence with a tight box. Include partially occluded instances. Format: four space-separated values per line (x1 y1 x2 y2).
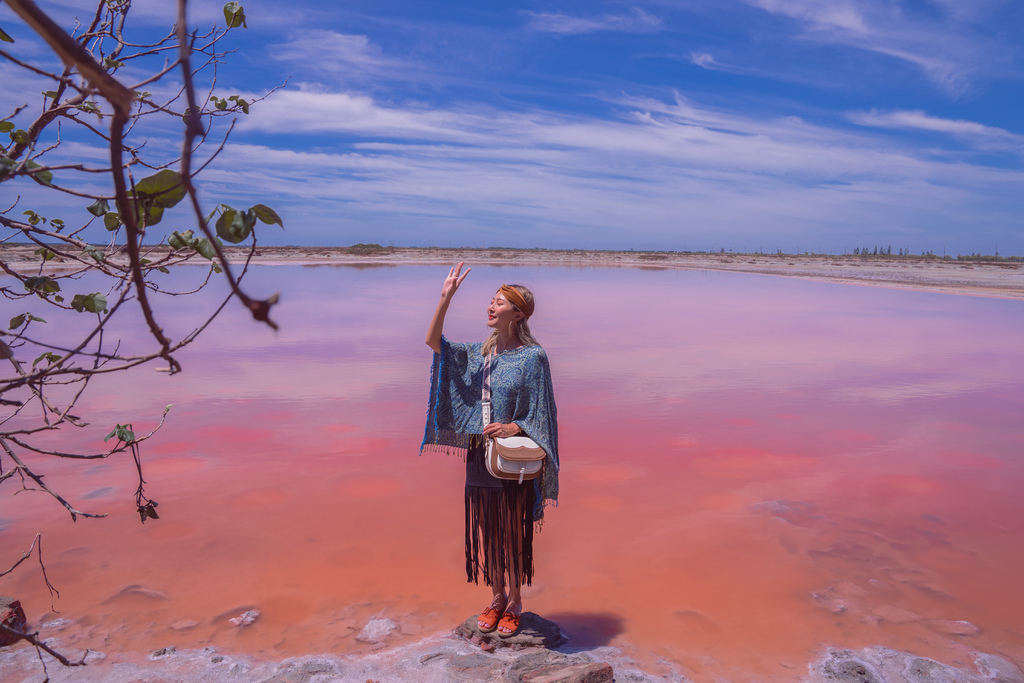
498 284 533 319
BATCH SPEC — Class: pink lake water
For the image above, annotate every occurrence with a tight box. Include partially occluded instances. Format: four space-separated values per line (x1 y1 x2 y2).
2 264 1023 681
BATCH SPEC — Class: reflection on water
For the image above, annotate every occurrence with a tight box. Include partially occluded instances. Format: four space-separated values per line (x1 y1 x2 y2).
3 265 1024 681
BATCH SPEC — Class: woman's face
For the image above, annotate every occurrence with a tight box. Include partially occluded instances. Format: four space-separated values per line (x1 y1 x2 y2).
487 291 522 332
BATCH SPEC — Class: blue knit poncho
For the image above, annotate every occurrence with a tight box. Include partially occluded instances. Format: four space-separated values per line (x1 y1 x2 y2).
421 336 559 519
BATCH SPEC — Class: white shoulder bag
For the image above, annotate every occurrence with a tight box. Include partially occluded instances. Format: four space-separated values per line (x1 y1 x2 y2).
482 350 546 484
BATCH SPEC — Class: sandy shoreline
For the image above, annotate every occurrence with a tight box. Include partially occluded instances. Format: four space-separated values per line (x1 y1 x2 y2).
3 245 1023 299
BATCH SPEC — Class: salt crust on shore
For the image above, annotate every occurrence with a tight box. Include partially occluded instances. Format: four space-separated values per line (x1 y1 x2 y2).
2 634 1022 682
3 245 1023 299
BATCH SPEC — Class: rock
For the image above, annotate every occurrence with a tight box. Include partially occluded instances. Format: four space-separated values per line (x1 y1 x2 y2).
817 651 882 683
446 652 505 681
521 662 614 683
420 651 449 664
872 605 922 624
105 584 169 602
0 597 27 647
356 618 396 643
812 591 848 615
169 619 199 631
229 610 261 627
400 621 423 636
927 619 980 636
40 618 74 632
151 645 176 659
257 657 341 683
973 652 1024 682
455 612 565 651
902 657 964 683
506 651 573 683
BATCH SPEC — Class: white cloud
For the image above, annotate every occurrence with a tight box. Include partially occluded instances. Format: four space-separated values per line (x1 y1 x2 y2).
738 0 1006 93
273 31 400 74
208 85 1023 249
848 109 1024 150
525 8 661 35
689 52 716 68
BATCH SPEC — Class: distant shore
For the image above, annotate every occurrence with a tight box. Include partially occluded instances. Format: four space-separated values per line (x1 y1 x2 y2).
3 244 1023 299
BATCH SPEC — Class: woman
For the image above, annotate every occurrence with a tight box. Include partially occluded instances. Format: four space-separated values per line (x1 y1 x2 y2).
422 262 559 637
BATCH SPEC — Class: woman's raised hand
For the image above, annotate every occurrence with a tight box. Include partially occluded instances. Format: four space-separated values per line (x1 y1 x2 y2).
441 261 471 300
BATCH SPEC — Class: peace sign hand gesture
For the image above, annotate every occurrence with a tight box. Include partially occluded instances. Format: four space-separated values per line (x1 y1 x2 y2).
441 261 471 301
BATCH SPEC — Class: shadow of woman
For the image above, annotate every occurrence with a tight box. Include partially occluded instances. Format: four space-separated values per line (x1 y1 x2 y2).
544 612 625 649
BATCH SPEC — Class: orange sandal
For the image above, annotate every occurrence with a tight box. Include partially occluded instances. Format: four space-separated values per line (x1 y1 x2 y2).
496 609 521 638
477 605 503 633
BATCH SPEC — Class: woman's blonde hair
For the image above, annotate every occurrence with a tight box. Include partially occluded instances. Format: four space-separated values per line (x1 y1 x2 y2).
482 284 539 355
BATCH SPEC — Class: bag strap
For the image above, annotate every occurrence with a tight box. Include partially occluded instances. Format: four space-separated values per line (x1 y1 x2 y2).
481 350 493 429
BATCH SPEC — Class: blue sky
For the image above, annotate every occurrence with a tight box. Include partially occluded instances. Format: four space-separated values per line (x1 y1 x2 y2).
2 0 1023 253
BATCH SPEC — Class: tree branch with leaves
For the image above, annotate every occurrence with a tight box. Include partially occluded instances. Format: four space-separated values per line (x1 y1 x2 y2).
1 0 284 669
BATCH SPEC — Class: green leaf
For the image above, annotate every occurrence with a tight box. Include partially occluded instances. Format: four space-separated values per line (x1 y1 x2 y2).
141 259 171 274
87 198 109 217
71 292 108 313
215 207 256 243
42 90 59 99
191 237 217 260
0 122 14 133
0 25 14 43
33 352 63 368
134 169 186 208
9 311 49 331
50 218 64 229
103 57 124 69
25 160 53 186
34 247 55 261
103 211 121 231
251 203 283 227
23 276 60 294
223 2 247 28
104 424 136 443
10 129 30 144
212 262 223 274
168 229 194 250
82 245 104 263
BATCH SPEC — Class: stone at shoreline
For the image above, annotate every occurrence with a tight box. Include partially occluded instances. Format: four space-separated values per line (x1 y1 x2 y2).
505 650 612 683
257 657 341 683
810 646 1024 683
356 617 397 643
169 619 199 631
872 605 923 624
229 609 261 627
927 619 980 636
0 597 27 647
104 584 169 602
446 652 506 681
521 662 613 683
455 611 566 650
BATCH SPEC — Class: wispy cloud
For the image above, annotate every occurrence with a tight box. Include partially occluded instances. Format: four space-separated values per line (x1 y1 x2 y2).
213 84 1023 249
848 109 1024 151
738 0 1008 94
525 8 661 35
273 31 399 74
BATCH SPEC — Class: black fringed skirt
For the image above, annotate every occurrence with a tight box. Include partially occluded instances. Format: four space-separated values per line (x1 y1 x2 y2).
465 441 535 588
